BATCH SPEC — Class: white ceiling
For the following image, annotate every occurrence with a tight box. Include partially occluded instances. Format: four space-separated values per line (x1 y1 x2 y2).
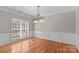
1 6 76 16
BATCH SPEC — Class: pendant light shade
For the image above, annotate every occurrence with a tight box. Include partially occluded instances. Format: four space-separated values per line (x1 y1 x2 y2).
33 20 38 23
39 19 44 23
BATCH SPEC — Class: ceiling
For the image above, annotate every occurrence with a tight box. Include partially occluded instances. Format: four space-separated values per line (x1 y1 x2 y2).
1 6 76 17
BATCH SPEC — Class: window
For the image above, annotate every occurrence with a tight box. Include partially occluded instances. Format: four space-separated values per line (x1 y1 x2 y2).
11 18 29 40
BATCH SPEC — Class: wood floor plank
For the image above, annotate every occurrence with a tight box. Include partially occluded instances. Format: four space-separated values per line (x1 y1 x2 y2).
0 38 78 53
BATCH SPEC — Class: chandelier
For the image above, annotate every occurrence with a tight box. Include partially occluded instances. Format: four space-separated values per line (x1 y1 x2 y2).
33 6 44 23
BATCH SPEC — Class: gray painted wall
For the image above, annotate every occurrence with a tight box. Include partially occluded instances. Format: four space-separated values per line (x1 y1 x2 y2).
0 11 34 34
35 11 76 33
35 11 76 45
76 7 79 48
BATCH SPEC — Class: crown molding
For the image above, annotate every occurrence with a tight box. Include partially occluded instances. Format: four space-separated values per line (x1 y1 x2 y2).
44 10 76 18
0 7 34 18
0 7 77 19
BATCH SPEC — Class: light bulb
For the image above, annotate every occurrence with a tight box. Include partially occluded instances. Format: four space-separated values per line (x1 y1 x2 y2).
33 20 38 23
39 19 44 23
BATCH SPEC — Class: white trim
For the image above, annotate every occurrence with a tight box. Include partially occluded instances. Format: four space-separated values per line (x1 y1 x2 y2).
44 10 76 17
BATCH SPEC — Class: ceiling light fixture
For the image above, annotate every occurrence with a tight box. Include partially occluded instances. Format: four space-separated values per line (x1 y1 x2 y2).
33 6 44 24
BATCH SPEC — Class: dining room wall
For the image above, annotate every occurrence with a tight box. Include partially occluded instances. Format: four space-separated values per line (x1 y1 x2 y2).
34 11 76 45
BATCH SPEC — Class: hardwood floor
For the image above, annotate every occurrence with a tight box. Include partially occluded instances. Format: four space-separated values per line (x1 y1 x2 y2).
28 38 78 53
0 38 78 53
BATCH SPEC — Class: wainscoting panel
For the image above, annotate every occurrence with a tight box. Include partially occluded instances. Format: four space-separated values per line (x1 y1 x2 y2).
35 31 76 45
